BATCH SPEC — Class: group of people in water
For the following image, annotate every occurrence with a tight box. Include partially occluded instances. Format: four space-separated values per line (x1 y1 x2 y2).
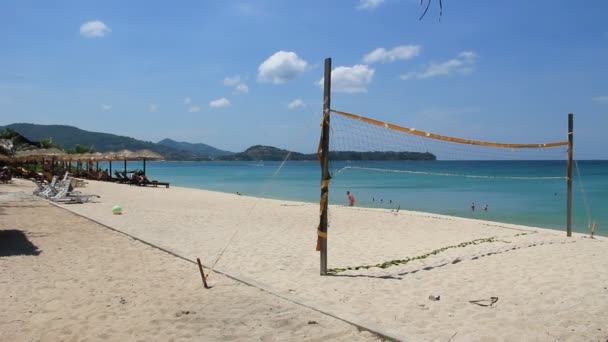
470 202 489 212
344 190 490 213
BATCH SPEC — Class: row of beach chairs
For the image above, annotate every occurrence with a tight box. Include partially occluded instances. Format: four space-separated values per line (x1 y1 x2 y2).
32 172 99 204
113 170 170 188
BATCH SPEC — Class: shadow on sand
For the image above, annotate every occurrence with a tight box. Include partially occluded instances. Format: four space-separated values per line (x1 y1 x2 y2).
0 229 41 257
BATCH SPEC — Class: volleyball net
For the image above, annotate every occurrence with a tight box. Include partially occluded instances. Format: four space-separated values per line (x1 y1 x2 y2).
316 108 573 267
324 109 570 217
315 58 575 276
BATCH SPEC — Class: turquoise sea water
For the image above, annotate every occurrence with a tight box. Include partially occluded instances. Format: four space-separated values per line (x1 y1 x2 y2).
111 160 607 235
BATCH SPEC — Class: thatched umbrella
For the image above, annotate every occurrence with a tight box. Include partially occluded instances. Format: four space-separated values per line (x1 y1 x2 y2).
15 147 66 160
14 147 66 173
83 152 105 171
132 149 163 175
14 147 65 162
95 152 106 171
105 149 137 176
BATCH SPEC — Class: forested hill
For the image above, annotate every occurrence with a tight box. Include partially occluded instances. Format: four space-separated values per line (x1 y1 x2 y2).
215 145 436 161
0 124 436 161
157 138 233 157
1 123 207 160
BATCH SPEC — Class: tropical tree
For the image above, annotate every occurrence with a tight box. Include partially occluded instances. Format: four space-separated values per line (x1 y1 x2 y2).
0 128 18 140
39 137 57 149
68 144 96 154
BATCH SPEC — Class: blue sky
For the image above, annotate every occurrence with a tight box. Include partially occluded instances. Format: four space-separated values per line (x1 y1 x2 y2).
1 0 607 158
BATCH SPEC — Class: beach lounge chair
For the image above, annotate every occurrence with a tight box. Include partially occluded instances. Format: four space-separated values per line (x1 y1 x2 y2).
32 180 47 195
47 182 100 203
114 171 130 183
35 176 60 198
142 179 170 188
133 172 170 188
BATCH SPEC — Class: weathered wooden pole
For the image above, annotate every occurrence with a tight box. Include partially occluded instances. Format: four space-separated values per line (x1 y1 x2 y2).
318 58 332 275
109 160 112 178
566 113 573 237
143 158 147 175
196 258 210 289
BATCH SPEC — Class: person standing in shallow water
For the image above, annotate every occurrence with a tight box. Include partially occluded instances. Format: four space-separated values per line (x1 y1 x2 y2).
346 191 356 206
471 202 476 211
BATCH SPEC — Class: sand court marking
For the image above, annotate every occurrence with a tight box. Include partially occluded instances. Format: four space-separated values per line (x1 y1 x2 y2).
45 194 404 342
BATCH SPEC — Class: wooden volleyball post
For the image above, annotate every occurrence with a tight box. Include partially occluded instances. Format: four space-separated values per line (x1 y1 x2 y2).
566 113 573 237
317 58 332 276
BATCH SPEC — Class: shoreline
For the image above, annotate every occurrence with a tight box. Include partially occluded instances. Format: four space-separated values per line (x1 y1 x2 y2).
102 177 595 238
3 178 608 341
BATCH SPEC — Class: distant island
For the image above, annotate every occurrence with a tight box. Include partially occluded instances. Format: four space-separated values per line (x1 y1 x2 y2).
215 145 435 161
0 123 435 161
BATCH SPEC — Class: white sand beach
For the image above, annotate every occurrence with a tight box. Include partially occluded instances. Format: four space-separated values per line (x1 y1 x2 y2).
2 178 608 341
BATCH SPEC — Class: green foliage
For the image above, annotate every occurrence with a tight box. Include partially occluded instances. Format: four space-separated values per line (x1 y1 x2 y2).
67 144 96 154
39 137 59 149
0 128 18 139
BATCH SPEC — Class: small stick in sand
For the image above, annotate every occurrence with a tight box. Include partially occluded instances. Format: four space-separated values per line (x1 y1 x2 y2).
197 258 210 289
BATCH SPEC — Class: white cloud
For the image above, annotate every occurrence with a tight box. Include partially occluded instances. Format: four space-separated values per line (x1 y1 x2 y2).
101 104 111 111
235 83 249 93
258 51 308 84
188 105 201 113
224 75 241 86
592 96 608 104
80 20 111 38
287 99 305 109
149 104 158 112
363 45 421 64
357 0 384 10
400 51 478 80
209 97 231 108
318 64 375 93
224 76 249 93
184 97 191 104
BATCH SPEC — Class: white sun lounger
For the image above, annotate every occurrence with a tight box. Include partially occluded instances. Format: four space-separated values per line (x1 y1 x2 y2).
48 185 100 203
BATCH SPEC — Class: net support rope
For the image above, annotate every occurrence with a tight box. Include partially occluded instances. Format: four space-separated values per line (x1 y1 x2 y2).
331 109 569 148
574 159 594 229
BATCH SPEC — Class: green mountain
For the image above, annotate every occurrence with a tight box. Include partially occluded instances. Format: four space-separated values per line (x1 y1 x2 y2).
157 138 233 157
1 123 209 160
1 124 436 161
